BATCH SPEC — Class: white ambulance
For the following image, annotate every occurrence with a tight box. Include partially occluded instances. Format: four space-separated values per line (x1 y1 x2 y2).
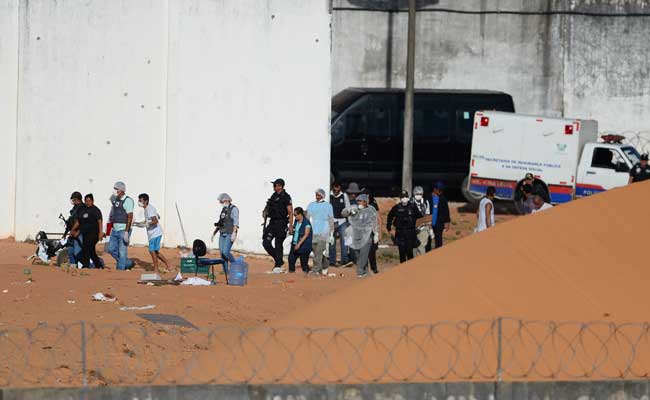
466 111 642 205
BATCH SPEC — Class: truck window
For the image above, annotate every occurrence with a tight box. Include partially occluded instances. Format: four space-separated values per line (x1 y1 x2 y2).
591 148 624 170
622 146 641 165
331 95 369 145
411 98 450 142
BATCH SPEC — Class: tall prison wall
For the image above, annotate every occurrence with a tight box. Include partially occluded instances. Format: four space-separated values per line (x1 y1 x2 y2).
0 0 331 252
332 0 650 132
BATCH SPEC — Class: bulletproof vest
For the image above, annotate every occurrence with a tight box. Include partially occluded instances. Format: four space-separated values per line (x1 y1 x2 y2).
109 196 131 224
413 199 428 215
267 193 288 221
394 203 418 230
66 204 81 229
218 205 235 234
330 193 346 218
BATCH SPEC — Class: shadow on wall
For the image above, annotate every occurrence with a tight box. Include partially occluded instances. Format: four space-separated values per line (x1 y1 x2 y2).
345 0 440 87
346 0 439 10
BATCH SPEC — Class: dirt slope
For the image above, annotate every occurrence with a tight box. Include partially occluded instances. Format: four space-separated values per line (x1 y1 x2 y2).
280 181 650 327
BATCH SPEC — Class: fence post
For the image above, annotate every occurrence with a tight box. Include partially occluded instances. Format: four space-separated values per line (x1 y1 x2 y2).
496 317 503 383
81 321 87 387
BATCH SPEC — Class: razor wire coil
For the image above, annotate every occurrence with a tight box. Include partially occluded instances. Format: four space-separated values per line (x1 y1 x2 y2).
3 319 650 387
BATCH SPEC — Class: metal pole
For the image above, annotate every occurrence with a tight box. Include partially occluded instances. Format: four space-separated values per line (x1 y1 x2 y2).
81 321 88 387
496 317 503 382
401 0 416 194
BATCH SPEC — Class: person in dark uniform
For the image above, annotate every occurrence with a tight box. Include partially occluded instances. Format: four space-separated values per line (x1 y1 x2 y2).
66 191 84 265
629 153 650 184
431 182 451 249
386 190 422 263
263 178 294 273
328 182 350 267
73 194 105 269
517 172 550 203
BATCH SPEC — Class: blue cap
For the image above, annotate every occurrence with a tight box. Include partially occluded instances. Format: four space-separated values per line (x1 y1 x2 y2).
433 181 445 190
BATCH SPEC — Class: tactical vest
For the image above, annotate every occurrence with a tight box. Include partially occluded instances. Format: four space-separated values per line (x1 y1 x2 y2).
330 193 347 219
109 196 131 224
218 205 235 234
394 204 418 231
267 193 288 221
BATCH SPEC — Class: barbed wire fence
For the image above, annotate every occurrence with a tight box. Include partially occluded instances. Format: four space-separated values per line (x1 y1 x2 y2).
3 318 650 388
604 130 650 154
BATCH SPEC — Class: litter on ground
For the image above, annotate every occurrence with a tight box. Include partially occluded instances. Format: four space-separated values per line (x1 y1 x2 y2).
92 292 116 302
119 305 156 311
180 277 213 286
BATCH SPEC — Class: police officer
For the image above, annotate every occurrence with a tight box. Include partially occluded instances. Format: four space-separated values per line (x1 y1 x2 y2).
629 153 650 184
386 190 423 263
65 191 84 265
263 178 294 273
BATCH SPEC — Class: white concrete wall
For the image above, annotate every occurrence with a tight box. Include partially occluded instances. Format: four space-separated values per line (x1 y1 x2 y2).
165 0 331 252
3 0 332 254
0 0 19 238
13 0 168 246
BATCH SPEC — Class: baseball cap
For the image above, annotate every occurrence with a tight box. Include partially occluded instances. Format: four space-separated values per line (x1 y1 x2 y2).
525 173 534 181
641 153 649 161
433 181 445 190
70 191 82 201
400 190 409 198
271 178 285 186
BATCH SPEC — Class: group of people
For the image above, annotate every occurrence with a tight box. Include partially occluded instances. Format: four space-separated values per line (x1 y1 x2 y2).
475 173 554 233
64 181 170 274
257 179 451 279
61 178 454 279
67 167 624 277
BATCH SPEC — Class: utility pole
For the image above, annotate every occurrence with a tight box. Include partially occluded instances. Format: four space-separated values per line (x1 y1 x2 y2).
402 0 416 194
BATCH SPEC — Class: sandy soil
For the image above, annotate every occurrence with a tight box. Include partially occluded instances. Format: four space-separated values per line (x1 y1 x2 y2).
282 181 650 328
0 201 499 330
4 185 648 386
0 201 526 387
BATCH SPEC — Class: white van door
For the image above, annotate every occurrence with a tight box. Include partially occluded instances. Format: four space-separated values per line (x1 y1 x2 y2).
577 146 630 195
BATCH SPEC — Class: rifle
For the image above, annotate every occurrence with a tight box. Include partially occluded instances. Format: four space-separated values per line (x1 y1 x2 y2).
261 199 271 236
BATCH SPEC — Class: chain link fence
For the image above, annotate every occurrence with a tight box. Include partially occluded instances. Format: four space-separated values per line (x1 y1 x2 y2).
3 318 650 388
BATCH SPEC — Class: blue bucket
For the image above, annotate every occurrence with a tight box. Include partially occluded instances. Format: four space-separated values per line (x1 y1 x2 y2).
228 256 248 286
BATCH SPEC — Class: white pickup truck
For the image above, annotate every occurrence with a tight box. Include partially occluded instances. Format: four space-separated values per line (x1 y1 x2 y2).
466 111 641 205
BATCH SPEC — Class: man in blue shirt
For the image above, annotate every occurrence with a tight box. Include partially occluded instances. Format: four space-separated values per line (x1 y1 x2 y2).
431 182 451 249
306 188 334 276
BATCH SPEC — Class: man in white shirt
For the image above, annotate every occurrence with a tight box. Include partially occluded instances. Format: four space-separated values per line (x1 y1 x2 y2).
137 193 171 275
476 186 496 233
531 192 553 213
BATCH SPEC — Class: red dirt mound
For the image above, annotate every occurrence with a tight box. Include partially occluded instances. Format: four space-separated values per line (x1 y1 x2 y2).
281 181 650 328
